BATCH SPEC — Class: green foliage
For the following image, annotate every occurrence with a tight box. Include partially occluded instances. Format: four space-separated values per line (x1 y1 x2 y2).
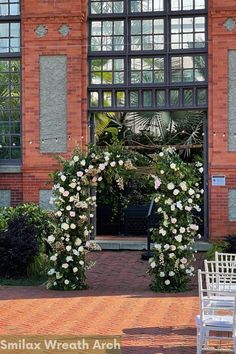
149 148 203 292
27 253 49 278
0 203 54 243
205 241 229 260
0 204 54 279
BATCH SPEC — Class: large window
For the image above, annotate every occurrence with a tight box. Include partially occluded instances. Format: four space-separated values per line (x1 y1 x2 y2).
88 0 207 111
0 0 21 163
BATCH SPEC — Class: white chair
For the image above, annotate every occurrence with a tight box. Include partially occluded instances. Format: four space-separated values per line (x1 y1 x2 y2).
196 270 236 354
205 259 236 275
204 260 236 294
215 252 236 264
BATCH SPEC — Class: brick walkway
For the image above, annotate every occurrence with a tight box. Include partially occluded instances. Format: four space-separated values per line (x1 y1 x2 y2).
0 251 207 353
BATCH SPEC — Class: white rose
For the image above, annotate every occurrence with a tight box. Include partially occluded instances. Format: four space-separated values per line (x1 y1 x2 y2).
171 218 177 224
176 201 183 210
98 177 103 182
169 253 175 258
77 171 84 177
73 249 78 255
180 264 185 269
99 163 105 171
50 255 57 262
188 198 193 204
73 267 78 273
180 257 188 264
78 246 84 252
154 243 162 251
48 268 55 275
110 161 116 167
69 196 74 202
170 163 176 170
80 160 86 166
55 211 62 217
69 182 76 189
150 261 156 269
75 238 82 246
173 189 180 196
164 244 170 250
66 256 73 262
199 167 204 173
59 187 65 194
61 223 69 230
160 272 165 277
118 160 124 166
188 188 195 196
165 280 170 285
63 191 69 197
169 271 175 277
159 152 164 157
171 245 176 251
62 263 69 269
167 183 175 190
172 229 177 234
171 204 176 211
180 227 185 234
66 205 71 211
185 206 192 211
160 229 167 236
175 235 182 243
61 175 66 182
70 211 76 217
56 272 63 279
66 245 72 252
73 156 79 162
160 170 164 174
79 260 85 266
47 235 55 243
179 182 187 191
64 279 70 285
190 224 199 231
70 223 76 229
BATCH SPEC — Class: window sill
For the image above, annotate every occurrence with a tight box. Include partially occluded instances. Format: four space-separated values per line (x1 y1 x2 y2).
0 165 22 173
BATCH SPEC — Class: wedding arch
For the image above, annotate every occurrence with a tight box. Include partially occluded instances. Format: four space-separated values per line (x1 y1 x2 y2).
47 144 203 292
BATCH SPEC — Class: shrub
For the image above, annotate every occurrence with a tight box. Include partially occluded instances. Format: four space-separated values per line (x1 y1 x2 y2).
0 214 39 278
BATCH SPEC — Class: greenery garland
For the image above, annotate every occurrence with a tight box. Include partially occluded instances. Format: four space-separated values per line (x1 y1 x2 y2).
149 148 203 292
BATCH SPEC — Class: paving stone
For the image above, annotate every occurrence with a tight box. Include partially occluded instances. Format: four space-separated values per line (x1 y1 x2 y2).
0 252 220 354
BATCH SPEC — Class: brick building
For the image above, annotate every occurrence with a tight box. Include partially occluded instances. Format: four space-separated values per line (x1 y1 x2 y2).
0 0 235 240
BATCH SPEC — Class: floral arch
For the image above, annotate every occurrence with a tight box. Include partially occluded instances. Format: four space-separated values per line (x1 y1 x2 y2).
47 145 203 292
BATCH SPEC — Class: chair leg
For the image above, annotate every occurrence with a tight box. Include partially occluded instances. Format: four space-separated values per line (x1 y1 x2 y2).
205 328 209 348
233 335 236 354
197 327 205 354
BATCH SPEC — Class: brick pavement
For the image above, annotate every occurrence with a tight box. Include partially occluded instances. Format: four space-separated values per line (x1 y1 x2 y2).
0 251 219 354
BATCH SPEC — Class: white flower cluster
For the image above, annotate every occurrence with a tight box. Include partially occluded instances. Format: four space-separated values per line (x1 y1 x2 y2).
150 148 203 290
49 149 137 289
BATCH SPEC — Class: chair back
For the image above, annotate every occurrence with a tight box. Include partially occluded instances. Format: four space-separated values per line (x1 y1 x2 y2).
215 252 236 263
198 270 236 323
204 259 236 275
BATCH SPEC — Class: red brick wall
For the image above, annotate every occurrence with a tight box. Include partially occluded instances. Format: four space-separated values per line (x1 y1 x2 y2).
0 174 23 206
208 0 236 239
19 0 88 203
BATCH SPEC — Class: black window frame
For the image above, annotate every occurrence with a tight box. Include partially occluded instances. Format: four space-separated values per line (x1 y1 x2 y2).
88 0 208 112
0 0 21 165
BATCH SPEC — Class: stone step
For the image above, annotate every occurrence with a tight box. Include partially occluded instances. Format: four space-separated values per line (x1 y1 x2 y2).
94 239 212 252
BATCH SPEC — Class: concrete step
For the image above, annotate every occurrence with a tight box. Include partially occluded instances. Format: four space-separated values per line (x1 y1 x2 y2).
95 239 212 252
